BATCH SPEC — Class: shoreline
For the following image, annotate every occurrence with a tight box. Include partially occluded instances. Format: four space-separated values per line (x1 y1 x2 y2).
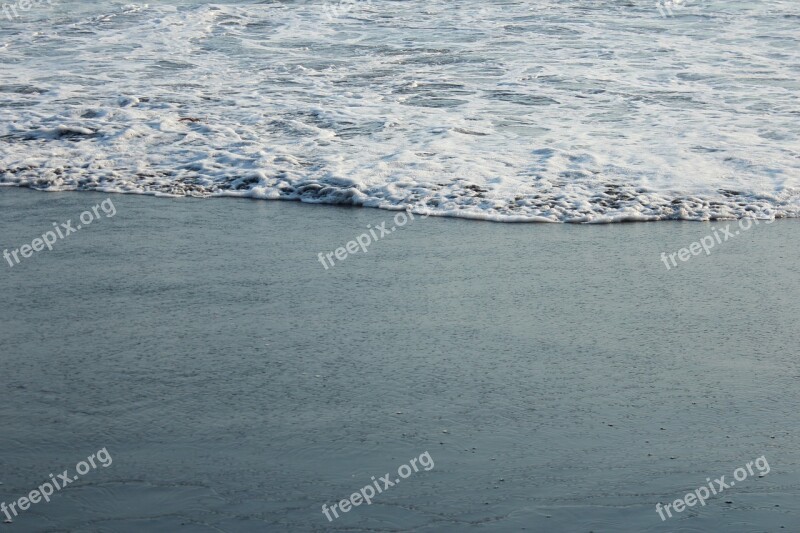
1 184 794 224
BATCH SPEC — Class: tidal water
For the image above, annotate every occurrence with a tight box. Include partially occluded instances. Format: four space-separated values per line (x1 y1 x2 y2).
1 1 799 221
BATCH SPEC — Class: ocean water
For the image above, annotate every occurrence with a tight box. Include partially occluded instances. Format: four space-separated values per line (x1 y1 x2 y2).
0 0 798 222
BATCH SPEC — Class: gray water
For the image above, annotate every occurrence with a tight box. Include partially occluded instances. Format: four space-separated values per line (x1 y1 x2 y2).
1 1 799 221
1 188 798 531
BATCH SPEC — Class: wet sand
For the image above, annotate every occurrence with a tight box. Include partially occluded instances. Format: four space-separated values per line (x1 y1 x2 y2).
0 188 798 532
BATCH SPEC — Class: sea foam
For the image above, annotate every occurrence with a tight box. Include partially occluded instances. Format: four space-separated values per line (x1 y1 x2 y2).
1 1 797 222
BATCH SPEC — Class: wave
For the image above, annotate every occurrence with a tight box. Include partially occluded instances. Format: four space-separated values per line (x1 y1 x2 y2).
1 1 798 222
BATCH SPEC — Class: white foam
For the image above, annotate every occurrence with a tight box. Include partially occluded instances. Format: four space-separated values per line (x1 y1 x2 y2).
1 1 798 222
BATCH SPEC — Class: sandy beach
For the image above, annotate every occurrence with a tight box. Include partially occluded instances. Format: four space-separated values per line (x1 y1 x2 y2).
1 188 798 532
3 1 799 530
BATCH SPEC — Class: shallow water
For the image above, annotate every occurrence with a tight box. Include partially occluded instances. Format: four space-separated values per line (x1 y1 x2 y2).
1 1 799 221
0 188 798 531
